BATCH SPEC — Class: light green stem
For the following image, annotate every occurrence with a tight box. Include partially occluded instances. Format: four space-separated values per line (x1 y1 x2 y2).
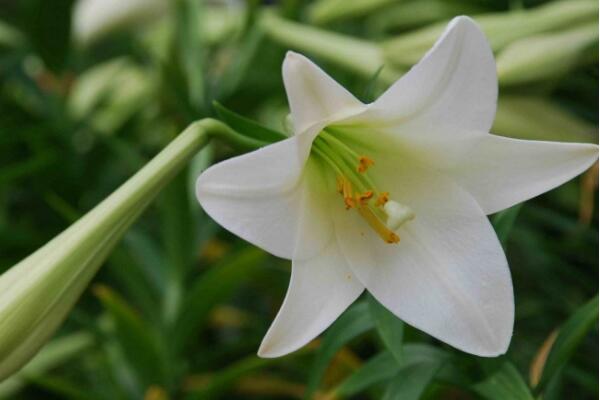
260 11 403 83
0 118 253 382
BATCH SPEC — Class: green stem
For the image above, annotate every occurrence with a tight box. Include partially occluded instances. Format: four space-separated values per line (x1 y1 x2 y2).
260 11 402 83
0 118 251 381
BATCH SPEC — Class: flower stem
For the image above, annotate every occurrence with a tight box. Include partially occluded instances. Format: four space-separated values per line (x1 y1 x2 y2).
0 118 251 381
260 11 403 83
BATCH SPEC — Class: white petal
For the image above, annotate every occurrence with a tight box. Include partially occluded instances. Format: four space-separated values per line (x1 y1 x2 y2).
196 134 332 260
359 16 496 133
258 238 364 358
334 165 513 356
442 134 599 214
283 51 365 135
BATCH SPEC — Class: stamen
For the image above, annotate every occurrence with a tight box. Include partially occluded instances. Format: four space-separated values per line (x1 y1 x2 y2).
357 156 375 173
357 206 400 244
355 190 373 206
336 177 344 194
311 132 413 244
375 192 389 207
341 177 355 209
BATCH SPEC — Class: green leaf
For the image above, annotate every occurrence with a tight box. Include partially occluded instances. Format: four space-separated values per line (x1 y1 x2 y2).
305 300 374 398
368 293 404 364
401 344 451 365
185 356 274 400
216 27 265 99
537 295 599 391
213 101 286 144
175 0 206 112
362 65 384 102
332 344 451 398
0 332 93 398
335 351 399 397
160 173 197 326
173 246 267 352
383 360 442 400
95 285 168 388
492 204 522 247
25 0 73 72
23 374 99 400
473 362 534 400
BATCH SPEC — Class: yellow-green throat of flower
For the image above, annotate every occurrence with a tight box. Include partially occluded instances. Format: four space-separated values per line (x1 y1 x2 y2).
311 127 415 244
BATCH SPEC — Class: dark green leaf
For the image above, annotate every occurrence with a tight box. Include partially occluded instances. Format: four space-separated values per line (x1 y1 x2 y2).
95 285 168 388
473 362 534 400
175 0 206 112
401 344 452 366
383 360 442 400
362 65 384 102
305 300 374 398
213 101 286 144
23 374 100 400
492 204 522 247
185 356 273 400
173 247 267 352
537 295 599 391
333 343 452 398
368 293 404 364
0 332 93 398
335 351 399 397
216 27 265 99
25 0 73 72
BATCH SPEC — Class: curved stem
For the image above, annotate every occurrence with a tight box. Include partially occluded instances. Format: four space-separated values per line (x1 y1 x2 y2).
0 118 252 381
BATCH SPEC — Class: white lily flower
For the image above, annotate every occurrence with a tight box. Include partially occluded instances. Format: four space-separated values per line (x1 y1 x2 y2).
196 17 598 357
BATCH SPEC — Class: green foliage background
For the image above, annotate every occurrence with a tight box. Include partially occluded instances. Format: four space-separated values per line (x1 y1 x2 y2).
0 0 597 399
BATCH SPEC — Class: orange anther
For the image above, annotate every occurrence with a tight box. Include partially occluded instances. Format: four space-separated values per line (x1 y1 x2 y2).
356 190 374 206
344 196 356 209
336 177 344 194
376 192 389 206
357 156 375 173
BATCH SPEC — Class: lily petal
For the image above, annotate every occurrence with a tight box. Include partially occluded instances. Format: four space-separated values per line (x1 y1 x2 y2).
443 134 599 214
334 165 513 356
362 16 497 134
196 134 332 260
283 51 365 135
258 238 364 358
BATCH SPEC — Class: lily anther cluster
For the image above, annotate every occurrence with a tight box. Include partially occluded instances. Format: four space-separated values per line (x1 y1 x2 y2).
312 128 415 244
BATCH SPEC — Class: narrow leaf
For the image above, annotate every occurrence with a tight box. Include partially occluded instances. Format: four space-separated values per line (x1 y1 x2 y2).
95 285 168 387
537 295 599 391
473 362 534 400
173 247 267 352
305 300 374 398
492 204 522 247
334 351 399 397
0 332 93 398
213 101 286 144
383 360 441 400
368 293 404 364
330 344 451 398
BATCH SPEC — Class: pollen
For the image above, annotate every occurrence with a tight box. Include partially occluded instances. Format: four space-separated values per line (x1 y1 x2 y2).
375 192 389 207
312 133 411 244
357 156 375 173
355 190 373 206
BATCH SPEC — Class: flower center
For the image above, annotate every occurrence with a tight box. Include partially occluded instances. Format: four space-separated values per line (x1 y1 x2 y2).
311 128 415 244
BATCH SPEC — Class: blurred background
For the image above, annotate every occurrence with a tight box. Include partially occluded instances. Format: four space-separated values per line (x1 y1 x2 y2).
0 0 597 399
